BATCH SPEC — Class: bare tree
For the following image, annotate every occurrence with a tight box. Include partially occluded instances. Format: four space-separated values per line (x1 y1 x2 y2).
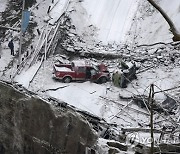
147 0 180 41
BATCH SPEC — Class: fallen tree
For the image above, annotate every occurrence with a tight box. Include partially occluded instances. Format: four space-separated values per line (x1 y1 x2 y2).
147 0 180 41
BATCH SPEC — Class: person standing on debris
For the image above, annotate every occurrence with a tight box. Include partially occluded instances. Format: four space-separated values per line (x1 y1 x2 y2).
8 39 14 56
112 71 121 87
120 61 137 88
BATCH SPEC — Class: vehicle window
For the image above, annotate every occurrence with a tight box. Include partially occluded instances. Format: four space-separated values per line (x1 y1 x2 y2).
93 65 99 71
78 67 86 73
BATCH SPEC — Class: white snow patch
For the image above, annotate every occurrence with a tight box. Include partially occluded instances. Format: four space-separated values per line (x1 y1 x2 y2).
82 0 140 44
0 0 7 12
14 62 42 89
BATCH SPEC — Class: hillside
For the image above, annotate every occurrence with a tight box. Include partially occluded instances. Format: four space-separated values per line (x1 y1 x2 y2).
0 0 180 153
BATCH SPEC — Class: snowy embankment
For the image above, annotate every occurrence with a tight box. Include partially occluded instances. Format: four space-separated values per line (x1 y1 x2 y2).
82 0 139 44
128 0 180 45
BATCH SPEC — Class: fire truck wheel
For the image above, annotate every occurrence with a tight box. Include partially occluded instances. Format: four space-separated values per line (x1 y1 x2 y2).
98 77 107 84
63 77 72 83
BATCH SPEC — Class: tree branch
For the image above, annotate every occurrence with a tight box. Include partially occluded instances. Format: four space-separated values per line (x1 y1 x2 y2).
147 0 180 41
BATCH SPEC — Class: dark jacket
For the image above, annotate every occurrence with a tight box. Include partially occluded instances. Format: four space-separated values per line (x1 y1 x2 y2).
8 40 14 49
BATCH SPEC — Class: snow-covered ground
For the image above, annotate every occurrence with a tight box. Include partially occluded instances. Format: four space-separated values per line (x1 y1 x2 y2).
1 0 180 123
1 0 180 152
12 55 180 130
82 0 140 44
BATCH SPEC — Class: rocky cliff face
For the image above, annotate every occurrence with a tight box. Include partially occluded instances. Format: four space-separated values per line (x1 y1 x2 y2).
0 82 97 154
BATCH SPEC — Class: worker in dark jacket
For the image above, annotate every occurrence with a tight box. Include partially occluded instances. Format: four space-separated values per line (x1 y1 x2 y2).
8 39 14 56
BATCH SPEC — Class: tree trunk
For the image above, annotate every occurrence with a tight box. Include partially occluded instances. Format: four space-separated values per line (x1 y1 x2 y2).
147 0 180 41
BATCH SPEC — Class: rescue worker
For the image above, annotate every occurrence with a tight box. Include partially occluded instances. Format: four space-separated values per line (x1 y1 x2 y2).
120 70 128 88
112 71 121 87
8 39 14 56
112 61 137 88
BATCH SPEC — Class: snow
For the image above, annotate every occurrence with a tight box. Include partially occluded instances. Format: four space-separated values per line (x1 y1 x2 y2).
30 0 180 45
82 0 140 44
1 0 180 151
48 0 69 25
0 0 7 13
1 0 180 121
54 66 72 72
14 62 42 89
160 0 180 32
48 82 107 115
72 60 86 66
22 58 153 127
127 0 180 45
0 46 14 76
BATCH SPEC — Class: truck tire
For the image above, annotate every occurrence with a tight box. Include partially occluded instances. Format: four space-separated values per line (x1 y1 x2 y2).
63 76 72 83
98 77 107 84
